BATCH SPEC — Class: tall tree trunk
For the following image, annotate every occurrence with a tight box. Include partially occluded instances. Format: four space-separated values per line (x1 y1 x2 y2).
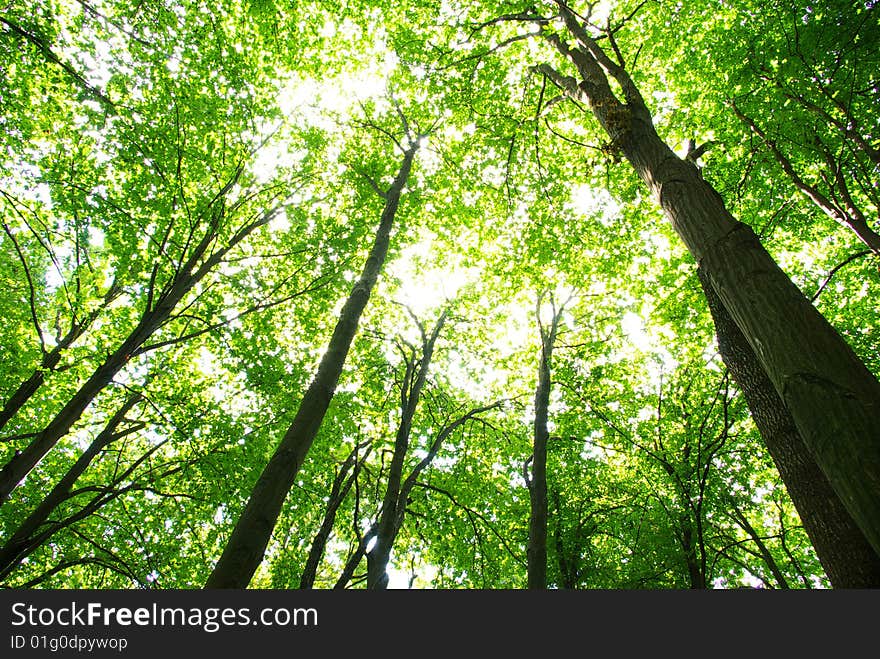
680 521 707 589
527 294 561 589
551 488 579 589
205 142 419 589
698 267 880 587
367 311 446 590
538 3 880 556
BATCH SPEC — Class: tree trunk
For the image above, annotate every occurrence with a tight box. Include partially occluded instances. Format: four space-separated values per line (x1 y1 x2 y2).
0 393 142 579
299 442 368 589
0 280 120 433
0 195 270 506
527 295 561 589
0 354 60 433
205 142 419 589
540 4 880 556
680 522 707 589
698 267 880 587
0 311 171 505
334 527 374 590
551 488 578 589
367 312 446 590
730 504 790 589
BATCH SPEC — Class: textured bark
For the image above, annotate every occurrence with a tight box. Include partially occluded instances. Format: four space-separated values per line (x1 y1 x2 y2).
730 505 790 589
0 190 270 505
0 393 142 579
540 3 880 556
205 143 419 589
699 267 880 587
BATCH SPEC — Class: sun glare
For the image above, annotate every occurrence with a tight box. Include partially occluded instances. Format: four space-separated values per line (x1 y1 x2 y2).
389 232 478 316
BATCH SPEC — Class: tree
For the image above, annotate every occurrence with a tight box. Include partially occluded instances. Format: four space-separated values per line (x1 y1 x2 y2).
725 1 880 254
0 164 292 504
525 291 566 588
205 121 424 588
0 391 144 578
364 308 447 589
526 0 880 556
299 440 371 589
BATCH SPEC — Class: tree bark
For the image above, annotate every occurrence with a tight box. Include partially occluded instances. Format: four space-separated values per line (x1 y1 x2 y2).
205 142 419 588
539 3 880 556
698 266 880 587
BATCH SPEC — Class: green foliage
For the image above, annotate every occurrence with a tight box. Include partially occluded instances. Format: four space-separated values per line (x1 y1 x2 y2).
0 0 873 589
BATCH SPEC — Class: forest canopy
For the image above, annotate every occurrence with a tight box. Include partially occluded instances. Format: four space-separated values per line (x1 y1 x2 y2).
1 0 879 590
